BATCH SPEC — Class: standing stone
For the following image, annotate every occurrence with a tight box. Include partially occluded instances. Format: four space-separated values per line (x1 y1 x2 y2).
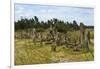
84 31 90 52
80 23 85 46
49 22 58 52
32 28 36 45
39 32 43 46
87 31 90 43
52 30 58 52
65 32 69 47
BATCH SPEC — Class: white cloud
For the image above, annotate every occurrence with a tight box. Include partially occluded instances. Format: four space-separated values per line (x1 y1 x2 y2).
15 4 94 25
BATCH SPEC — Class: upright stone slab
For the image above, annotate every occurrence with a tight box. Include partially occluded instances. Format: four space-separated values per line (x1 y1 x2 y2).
84 31 90 52
32 28 36 45
39 32 43 46
49 22 58 52
87 31 90 43
80 23 85 46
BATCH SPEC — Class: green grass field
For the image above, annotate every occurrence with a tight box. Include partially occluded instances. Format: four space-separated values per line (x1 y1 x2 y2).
15 38 94 65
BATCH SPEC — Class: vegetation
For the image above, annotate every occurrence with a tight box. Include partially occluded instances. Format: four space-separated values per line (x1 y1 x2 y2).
15 16 80 32
15 16 94 65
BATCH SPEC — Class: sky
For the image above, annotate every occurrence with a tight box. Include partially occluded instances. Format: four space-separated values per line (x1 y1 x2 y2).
15 3 94 26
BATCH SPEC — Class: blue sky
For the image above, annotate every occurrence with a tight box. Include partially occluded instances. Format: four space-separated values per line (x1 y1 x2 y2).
15 3 94 26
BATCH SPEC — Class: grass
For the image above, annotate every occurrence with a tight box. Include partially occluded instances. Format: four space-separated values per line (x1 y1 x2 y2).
15 38 94 65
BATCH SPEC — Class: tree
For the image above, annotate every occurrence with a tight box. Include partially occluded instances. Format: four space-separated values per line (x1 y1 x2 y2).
73 20 79 30
15 16 83 32
34 16 39 23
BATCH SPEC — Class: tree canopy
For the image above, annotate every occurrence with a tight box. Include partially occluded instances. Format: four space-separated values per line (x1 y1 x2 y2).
15 16 93 32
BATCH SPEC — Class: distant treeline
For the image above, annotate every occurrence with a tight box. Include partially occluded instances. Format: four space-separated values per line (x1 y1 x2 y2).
15 16 94 32
85 25 94 29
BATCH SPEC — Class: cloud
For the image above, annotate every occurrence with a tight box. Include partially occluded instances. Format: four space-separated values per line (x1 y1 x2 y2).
14 4 94 25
